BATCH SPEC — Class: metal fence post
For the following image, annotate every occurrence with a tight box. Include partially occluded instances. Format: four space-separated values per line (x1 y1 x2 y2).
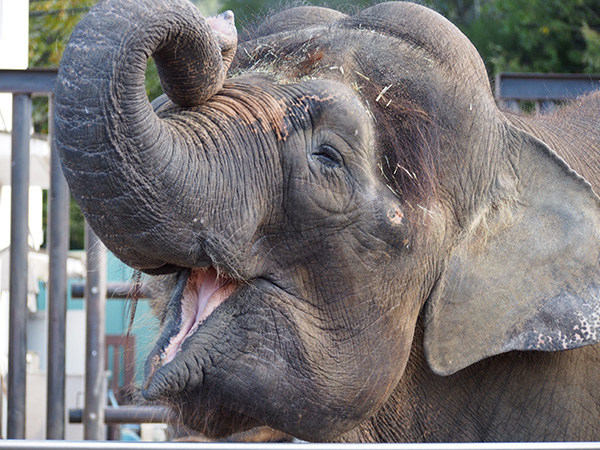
84 225 107 440
7 93 32 439
46 94 70 439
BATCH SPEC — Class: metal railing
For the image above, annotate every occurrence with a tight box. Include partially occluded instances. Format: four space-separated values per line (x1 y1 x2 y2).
0 68 69 441
1 69 599 448
1 441 600 450
495 72 600 113
0 69 109 441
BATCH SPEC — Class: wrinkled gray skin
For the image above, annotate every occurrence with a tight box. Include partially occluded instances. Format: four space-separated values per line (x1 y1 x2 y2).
55 0 600 442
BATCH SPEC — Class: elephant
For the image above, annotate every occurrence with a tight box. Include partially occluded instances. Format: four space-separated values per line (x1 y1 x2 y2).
54 0 600 443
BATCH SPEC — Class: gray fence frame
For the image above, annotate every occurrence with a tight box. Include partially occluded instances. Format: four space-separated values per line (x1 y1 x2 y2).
0 68 70 441
0 69 599 448
0 69 111 442
495 72 600 113
2 442 600 450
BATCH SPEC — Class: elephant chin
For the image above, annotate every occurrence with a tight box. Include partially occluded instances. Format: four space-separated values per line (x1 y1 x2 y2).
172 393 262 439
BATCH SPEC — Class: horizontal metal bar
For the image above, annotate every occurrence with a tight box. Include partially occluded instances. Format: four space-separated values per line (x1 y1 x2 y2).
495 73 600 101
69 406 174 424
70 282 150 299
0 69 58 94
1 441 600 450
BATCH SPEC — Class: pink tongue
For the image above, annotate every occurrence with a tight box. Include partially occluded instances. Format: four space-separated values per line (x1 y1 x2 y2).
162 268 226 364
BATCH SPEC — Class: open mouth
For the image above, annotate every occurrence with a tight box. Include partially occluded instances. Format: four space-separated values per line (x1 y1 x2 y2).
161 267 237 364
143 266 241 398
161 267 239 364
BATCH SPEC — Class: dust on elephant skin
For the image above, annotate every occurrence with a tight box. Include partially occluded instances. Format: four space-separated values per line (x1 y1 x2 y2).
55 0 600 442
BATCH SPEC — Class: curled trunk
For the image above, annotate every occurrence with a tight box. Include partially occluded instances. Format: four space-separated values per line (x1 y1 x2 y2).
54 0 234 272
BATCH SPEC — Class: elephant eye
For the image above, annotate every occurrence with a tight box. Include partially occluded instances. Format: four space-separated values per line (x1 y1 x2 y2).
312 144 343 169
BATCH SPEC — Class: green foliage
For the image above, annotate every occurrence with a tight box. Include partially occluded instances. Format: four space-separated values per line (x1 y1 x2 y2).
41 190 85 250
69 197 86 249
427 0 600 75
582 22 600 73
29 0 93 135
29 0 95 68
30 1 91 249
30 0 600 82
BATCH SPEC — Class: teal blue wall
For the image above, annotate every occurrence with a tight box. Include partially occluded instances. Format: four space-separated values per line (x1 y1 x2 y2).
37 252 160 386
106 253 160 385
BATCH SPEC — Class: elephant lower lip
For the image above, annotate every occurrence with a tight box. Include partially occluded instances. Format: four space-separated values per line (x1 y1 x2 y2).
162 267 239 364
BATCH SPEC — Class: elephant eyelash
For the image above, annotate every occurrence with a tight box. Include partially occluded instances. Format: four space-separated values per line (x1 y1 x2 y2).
312 144 343 169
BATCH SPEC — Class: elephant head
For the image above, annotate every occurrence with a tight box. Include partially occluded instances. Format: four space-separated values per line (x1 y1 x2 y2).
55 0 600 441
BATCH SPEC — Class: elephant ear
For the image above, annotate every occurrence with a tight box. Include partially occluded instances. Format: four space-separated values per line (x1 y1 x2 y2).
424 126 600 376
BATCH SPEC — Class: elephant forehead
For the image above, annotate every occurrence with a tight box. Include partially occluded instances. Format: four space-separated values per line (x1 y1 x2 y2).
168 78 291 142
283 81 369 122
